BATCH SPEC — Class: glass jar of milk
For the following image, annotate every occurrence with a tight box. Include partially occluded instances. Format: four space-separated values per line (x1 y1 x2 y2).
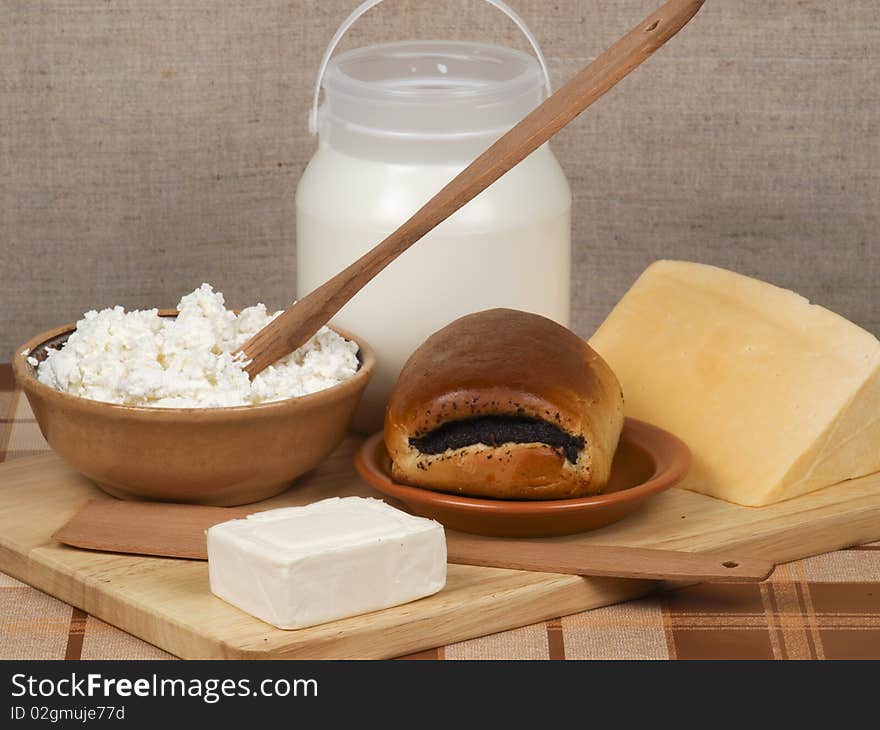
296 1 571 432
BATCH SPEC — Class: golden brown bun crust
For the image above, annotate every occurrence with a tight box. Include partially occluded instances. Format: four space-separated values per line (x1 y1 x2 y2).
385 309 624 499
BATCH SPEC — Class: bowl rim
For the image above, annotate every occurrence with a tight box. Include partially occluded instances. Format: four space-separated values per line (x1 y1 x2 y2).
13 309 376 420
355 418 691 516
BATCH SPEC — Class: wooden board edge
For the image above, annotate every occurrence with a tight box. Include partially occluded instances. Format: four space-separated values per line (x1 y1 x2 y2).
254 500 880 658
0 537 659 659
0 540 220 659
703 502 880 565
236 577 657 660
5 498 880 659
2 484 879 659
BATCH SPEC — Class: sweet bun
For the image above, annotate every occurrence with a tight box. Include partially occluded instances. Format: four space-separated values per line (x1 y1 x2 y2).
384 309 624 499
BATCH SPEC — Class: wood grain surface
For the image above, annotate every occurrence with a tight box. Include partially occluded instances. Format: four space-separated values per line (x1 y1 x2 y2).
54 495 775 582
1 435 879 659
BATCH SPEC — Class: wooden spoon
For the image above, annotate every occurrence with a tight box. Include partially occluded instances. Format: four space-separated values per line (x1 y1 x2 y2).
53 499 773 583
238 0 706 376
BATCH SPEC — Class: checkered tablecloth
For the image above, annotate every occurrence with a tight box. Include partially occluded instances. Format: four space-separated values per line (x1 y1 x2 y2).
2 363 880 660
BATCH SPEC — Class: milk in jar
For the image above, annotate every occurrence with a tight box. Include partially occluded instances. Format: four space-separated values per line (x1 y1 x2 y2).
297 33 572 433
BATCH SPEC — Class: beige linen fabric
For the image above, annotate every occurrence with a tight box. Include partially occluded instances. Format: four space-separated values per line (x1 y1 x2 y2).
0 1 877 359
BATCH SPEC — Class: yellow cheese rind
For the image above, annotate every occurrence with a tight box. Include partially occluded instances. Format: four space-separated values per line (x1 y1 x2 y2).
589 260 880 507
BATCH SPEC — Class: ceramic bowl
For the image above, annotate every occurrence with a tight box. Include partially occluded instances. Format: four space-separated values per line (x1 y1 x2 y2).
13 311 375 506
355 418 690 537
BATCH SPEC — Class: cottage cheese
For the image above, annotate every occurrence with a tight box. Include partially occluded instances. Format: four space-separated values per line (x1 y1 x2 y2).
32 284 360 408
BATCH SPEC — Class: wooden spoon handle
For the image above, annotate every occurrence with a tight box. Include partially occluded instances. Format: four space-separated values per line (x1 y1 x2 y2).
445 533 775 583
239 0 706 376
54 499 773 583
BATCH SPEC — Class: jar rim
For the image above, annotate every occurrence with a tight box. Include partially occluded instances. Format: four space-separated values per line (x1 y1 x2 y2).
322 40 545 105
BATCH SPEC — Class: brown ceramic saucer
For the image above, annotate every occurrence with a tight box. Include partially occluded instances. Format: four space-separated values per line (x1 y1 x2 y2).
355 418 691 538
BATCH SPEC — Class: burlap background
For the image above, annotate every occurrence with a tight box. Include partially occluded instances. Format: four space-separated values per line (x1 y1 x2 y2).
1 1 877 360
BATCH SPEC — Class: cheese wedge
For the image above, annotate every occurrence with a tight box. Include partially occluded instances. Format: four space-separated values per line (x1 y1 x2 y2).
590 260 880 506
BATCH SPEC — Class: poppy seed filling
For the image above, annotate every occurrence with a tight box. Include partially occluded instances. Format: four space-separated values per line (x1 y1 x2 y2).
409 415 585 464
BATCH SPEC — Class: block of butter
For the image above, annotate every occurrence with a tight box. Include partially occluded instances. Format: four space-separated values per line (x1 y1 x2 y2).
207 497 447 629
590 260 880 507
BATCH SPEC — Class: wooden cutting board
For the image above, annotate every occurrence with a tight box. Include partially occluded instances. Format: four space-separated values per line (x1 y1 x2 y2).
1 435 879 659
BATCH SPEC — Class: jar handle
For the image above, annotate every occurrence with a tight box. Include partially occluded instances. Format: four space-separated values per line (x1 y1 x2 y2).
309 0 553 135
